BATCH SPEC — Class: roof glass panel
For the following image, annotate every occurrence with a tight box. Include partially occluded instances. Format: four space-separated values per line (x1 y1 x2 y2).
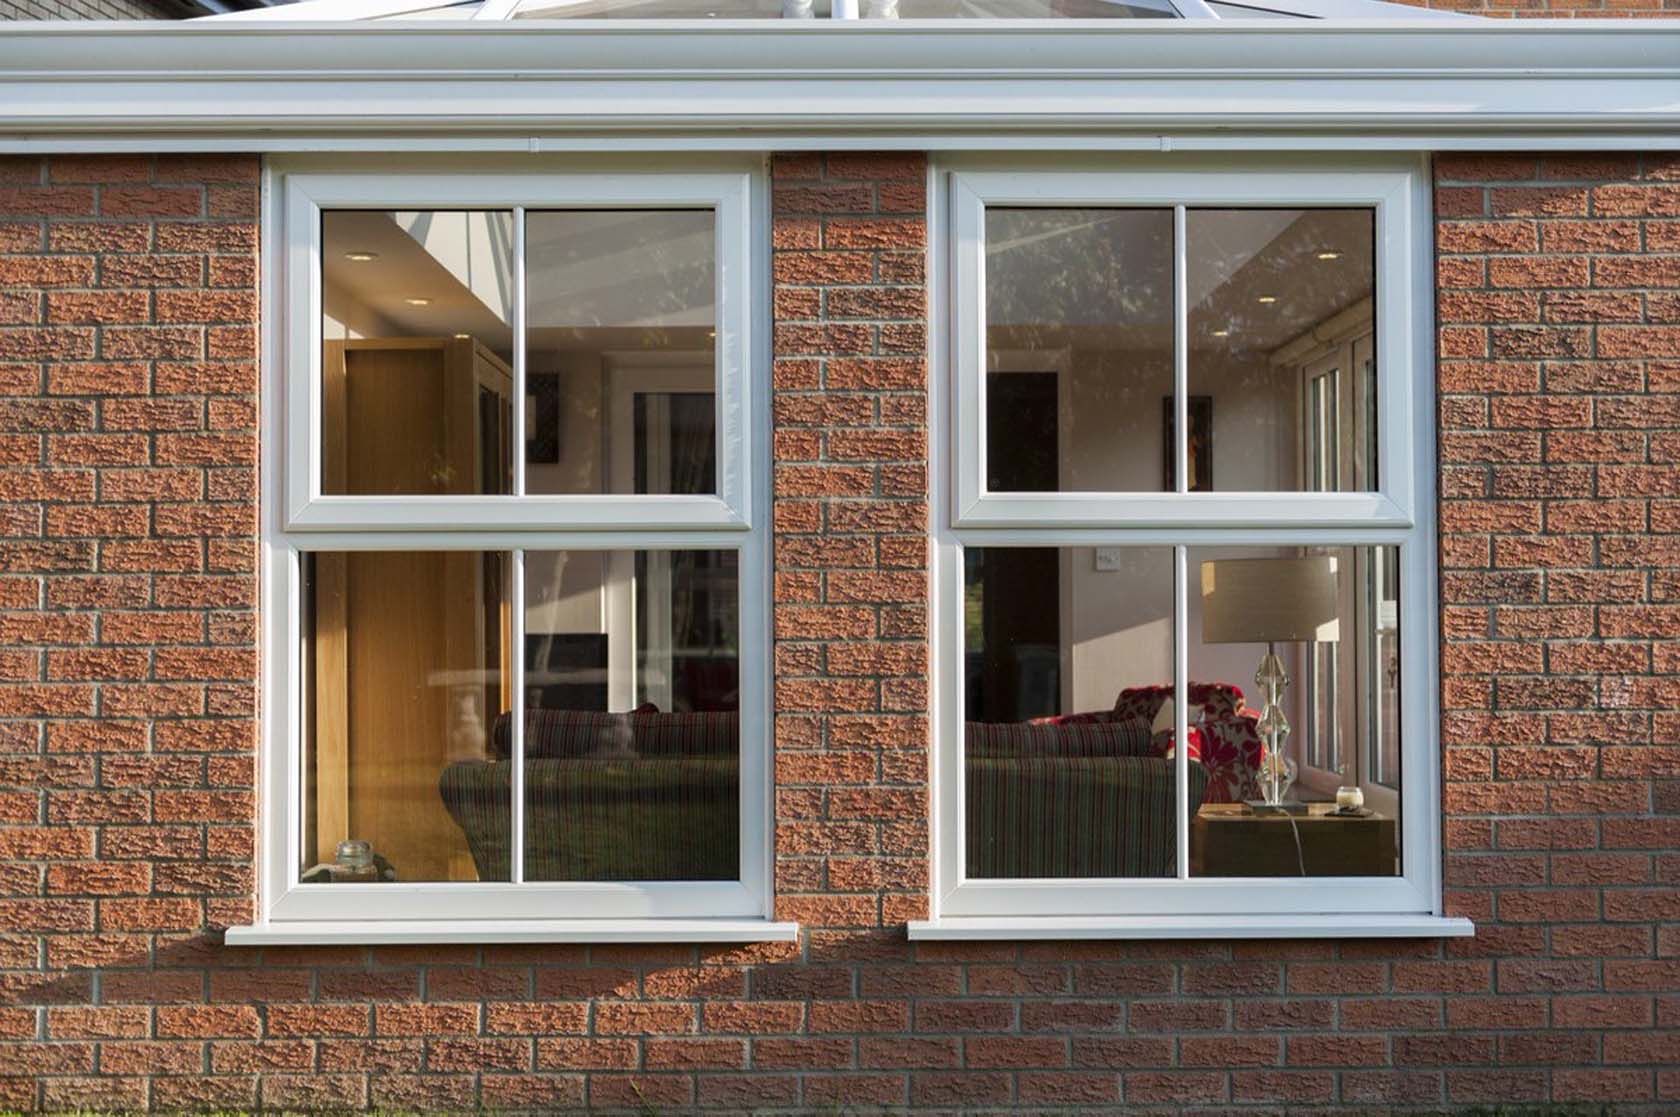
372 2 485 16
1205 1 1303 15
512 0 1175 14
890 0 1176 16
515 0 804 15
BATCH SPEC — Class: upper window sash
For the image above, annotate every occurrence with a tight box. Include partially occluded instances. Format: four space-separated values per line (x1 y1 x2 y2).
279 169 756 532
947 165 1422 531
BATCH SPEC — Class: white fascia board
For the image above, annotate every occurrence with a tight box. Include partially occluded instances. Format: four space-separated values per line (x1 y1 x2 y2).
0 22 1676 148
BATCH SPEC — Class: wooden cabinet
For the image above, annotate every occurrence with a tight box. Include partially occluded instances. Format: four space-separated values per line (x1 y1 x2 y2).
308 337 512 881
1190 802 1397 878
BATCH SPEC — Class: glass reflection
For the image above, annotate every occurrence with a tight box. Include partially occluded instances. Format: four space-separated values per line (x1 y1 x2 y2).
303 551 511 883
964 545 1182 879
1187 544 1401 878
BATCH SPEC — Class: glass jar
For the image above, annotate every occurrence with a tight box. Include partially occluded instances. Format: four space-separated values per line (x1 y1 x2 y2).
332 839 378 883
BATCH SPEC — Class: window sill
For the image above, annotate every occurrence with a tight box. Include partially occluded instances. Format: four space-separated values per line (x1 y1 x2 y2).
907 914 1474 941
225 918 801 946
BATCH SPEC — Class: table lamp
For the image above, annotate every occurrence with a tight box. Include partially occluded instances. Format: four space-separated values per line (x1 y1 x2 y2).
1200 555 1340 807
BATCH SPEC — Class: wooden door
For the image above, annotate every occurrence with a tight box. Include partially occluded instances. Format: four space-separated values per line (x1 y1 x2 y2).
312 338 511 881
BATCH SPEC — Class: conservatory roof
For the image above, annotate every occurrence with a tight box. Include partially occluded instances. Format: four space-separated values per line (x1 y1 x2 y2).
205 0 1473 22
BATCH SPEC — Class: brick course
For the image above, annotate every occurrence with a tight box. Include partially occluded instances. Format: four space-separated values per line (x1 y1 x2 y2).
0 148 1675 1111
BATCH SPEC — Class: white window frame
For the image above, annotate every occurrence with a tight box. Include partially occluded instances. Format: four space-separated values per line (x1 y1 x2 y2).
237 158 790 945
282 169 754 532
949 164 1416 530
918 155 1467 939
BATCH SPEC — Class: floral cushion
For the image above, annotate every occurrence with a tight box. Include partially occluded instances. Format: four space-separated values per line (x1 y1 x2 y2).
1114 683 1264 804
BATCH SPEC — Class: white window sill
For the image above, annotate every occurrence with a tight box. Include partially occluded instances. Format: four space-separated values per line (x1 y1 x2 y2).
908 914 1474 941
225 918 801 946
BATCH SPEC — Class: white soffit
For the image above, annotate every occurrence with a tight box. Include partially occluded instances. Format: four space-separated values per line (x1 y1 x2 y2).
0 21 1675 149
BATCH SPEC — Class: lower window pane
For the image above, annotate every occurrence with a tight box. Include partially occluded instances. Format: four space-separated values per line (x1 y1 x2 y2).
303 551 511 883
1188 545 1401 878
963 545 1179 879
519 549 740 882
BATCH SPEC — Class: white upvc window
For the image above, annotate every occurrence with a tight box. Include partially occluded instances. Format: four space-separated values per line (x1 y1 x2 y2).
917 155 1468 940
236 159 790 944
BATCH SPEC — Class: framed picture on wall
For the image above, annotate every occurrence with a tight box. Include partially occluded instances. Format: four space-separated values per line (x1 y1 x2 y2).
1162 395 1213 492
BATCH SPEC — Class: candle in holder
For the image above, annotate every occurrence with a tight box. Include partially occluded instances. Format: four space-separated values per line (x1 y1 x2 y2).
1336 786 1364 812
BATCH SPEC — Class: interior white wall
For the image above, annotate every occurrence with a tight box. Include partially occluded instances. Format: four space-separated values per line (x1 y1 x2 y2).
1064 343 1299 715
322 278 402 341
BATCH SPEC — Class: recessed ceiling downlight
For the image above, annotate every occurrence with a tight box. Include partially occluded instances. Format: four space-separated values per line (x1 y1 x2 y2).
404 297 432 307
344 251 379 262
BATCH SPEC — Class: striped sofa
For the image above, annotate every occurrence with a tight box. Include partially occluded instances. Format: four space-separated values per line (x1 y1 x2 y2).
439 708 739 882
965 718 1209 879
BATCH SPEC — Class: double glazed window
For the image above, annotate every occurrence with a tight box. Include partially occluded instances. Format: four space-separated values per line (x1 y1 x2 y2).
930 160 1440 927
258 165 771 931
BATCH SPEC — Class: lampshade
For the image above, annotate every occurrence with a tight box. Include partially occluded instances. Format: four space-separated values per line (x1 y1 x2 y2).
1200 556 1340 645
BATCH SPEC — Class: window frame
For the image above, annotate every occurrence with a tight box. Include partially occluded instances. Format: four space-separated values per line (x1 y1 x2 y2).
249 158 781 940
949 165 1418 529
282 169 755 531
924 155 1455 933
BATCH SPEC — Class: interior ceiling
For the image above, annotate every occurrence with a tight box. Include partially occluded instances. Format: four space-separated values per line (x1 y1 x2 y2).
323 210 714 354
324 206 1370 361
987 208 1375 352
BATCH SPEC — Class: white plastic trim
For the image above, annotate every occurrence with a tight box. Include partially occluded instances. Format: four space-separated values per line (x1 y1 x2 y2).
227 918 801 945
0 23 1677 150
278 164 756 532
908 915 1474 940
948 159 1418 531
926 153 1445 926
257 157 775 929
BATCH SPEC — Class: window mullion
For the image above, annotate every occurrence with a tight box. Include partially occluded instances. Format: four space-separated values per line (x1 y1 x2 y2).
510 547 526 885
512 205 528 498
1174 544 1189 880
1173 203 1188 499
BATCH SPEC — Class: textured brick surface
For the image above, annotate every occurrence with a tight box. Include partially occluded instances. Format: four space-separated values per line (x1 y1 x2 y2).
771 152 931 935
0 149 1678 1112
1434 151 1680 1113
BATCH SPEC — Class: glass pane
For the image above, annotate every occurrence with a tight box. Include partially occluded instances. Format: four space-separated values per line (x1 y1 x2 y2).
519 549 740 881
321 210 515 496
984 208 1174 493
525 211 718 496
1205 1 1302 16
963 545 1179 879
893 0 1176 14
302 551 512 884
515 0 802 19
1187 545 1401 878
1187 208 1376 493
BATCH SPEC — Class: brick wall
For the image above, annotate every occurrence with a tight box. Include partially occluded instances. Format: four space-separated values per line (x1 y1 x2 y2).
0 149 1676 1113
0 154 260 1110
1435 152 1680 1111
